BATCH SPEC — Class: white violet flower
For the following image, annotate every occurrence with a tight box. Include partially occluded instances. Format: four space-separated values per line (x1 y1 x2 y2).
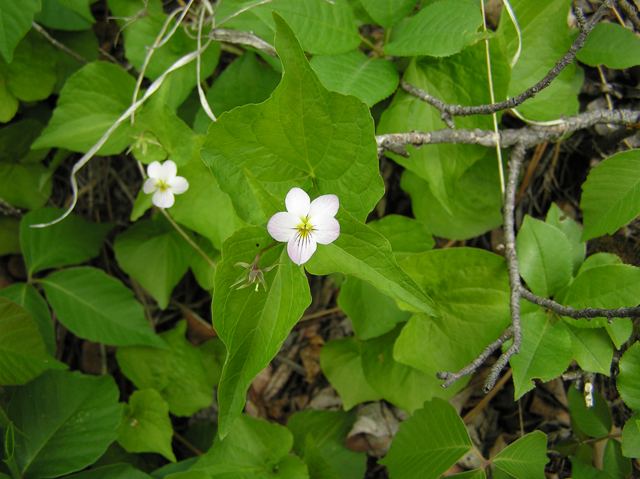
143 160 189 209
267 187 340 265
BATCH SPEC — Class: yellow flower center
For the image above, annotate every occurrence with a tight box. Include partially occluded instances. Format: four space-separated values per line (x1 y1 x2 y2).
156 179 169 192
296 217 314 239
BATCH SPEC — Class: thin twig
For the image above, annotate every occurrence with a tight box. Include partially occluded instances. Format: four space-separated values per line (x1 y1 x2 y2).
400 1 613 125
519 287 640 321
161 209 217 270
32 22 88 64
375 108 640 157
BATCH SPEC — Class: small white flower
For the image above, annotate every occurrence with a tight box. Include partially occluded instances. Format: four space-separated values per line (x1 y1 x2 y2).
143 160 189 209
267 187 340 265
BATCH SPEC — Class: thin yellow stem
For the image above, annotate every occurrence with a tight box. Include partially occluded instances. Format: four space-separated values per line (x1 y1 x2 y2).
481 0 505 196
359 35 384 56
161 209 217 270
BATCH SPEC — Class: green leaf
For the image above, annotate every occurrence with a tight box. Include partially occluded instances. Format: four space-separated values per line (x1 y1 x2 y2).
0 0 41 62
0 78 18 122
0 29 56 108
193 52 280 134
117 321 213 417
605 318 632 350
545 203 585 276
581 150 640 241
568 386 612 438
617 342 640 413
562 264 640 329
338 276 411 340
0 216 20 256
622 417 640 458
570 458 613 479
306 208 440 317
497 0 580 121
51 30 98 93
214 0 275 25
190 414 308 478
400 156 503 240
310 51 398 107
492 431 549 479
0 119 46 163
393 248 510 376
565 323 612 376
577 22 640 69
319 338 382 410
367 215 434 261
517 215 573 297
287 409 365 479
0 283 55 356
33 61 135 155
0 298 65 385
384 0 487 57
212 226 311 438
35 0 93 31
131 99 195 167
122 13 220 107
0 162 52 209
243 167 286 221
509 310 572 399
199 339 226 388
41 267 166 348
64 464 154 479
114 214 190 310
224 0 360 55
188 236 219 292
603 439 631 479
21 208 112 277
379 398 473 479
8 370 122 479
578 253 622 275
378 41 509 217
169 137 247 250
117 389 176 462
361 324 454 413
201 13 384 225
359 0 417 27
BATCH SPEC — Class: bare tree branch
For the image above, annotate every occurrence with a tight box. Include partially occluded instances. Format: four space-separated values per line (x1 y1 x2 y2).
618 0 640 30
400 0 614 126
209 29 277 57
519 287 640 321
375 108 640 157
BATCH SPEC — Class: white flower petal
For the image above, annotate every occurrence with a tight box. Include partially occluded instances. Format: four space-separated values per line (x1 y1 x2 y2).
285 187 310 219
152 189 175 208
159 160 177 181
267 212 299 242
168 176 189 195
309 194 339 218
147 161 162 179
309 215 340 245
287 233 317 265
143 177 158 194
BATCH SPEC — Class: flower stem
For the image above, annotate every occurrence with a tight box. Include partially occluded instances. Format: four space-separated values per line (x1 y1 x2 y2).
161 209 217 270
253 241 281 268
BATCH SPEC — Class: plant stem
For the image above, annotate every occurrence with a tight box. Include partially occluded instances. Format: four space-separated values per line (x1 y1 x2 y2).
161 209 217 270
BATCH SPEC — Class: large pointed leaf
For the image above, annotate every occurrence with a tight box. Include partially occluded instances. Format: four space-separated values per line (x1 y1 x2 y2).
21 208 112 277
393 248 510 376
510 308 572 399
516 215 573 298
201 13 384 225
617 342 640 413
306 208 440 317
0 298 65 386
577 22 640 69
359 0 418 28
380 398 472 479
114 214 190 310
565 323 612 376
492 431 549 479
41 267 166 348
545 203 585 276
213 226 311 438
581 150 640 241
33 61 136 155
568 386 612 438
8 370 122 479
0 0 41 62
